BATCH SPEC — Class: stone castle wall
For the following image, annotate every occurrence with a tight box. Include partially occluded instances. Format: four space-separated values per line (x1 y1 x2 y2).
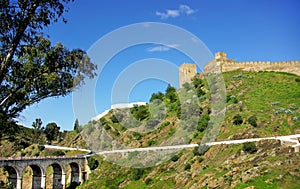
213 52 300 76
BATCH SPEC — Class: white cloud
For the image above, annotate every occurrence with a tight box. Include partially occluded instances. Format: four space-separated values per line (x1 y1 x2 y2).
179 5 196 15
156 5 196 19
156 10 180 19
147 44 179 52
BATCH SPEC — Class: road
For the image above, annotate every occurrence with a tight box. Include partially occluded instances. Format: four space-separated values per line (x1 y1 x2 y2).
44 134 300 156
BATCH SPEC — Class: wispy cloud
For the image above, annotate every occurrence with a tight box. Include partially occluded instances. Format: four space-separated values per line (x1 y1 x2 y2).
156 5 196 19
147 44 179 52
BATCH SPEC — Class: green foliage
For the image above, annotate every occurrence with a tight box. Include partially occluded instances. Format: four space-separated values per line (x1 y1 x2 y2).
147 139 156 146
32 118 43 130
44 122 60 142
88 157 99 170
130 105 150 121
192 77 206 97
233 114 243 125
243 142 258 154
52 150 65 156
165 84 178 103
131 168 144 180
0 0 97 127
150 92 164 102
184 163 191 170
145 178 152 185
171 154 179 162
197 114 210 132
74 118 80 133
248 115 258 127
110 111 124 123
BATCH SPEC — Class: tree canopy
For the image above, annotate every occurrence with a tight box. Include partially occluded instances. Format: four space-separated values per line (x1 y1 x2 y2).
0 0 97 129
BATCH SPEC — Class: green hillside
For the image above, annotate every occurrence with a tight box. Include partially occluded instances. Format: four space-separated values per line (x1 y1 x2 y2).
78 70 300 189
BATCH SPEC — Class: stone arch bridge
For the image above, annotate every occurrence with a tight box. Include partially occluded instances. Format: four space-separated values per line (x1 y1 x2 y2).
0 156 88 189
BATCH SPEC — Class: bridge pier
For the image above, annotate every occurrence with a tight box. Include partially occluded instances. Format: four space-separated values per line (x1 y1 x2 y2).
41 174 46 189
61 173 66 189
16 177 22 189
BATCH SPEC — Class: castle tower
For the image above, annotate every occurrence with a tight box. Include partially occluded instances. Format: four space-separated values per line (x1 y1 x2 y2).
179 63 197 88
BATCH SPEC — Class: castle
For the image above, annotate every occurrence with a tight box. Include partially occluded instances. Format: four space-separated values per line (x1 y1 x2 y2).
179 52 300 87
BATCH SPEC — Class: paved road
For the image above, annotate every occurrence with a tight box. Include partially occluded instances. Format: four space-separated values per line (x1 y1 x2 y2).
44 134 300 156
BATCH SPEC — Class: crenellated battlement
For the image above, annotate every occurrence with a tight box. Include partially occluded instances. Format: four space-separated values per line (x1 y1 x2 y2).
208 52 300 76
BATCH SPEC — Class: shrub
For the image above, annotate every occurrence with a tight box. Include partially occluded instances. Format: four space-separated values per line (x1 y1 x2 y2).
248 115 258 127
88 157 99 170
145 178 152 185
198 157 204 163
147 140 156 146
184 163 191 170
52 150 65 156
131 168 144 180
243 142 258 154
171 154 179 162
197 114 210 132
233 114 243 125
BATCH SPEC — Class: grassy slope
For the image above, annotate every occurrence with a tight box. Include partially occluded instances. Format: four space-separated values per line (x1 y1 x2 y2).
78 71 300 189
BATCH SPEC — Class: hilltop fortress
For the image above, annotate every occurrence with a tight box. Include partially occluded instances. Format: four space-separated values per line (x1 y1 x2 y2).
180 52 300 87
212 52 300 76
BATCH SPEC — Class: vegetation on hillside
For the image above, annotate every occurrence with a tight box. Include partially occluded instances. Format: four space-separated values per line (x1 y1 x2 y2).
78 70 300 188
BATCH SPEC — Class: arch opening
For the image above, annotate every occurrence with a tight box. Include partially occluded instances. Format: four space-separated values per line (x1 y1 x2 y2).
22 164 43 189
66 162 80 189
1 166 18 189
46 163 63 189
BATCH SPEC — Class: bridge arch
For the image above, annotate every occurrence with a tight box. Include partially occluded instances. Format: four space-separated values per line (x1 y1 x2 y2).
2 165 19 189
68 162 81 188
46 163 64 189
22 164 44 189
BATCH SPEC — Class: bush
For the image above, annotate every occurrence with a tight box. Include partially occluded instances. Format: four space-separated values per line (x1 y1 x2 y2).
198 157 204 163
184 163 191 170
248 115 258 127
145 178 152 185
243 142 258 154
147 139 156 146
52 150 65 156
171 154 179 162
131 168 144 180
233 114 243 125
88 157 99 170
196 114 210 132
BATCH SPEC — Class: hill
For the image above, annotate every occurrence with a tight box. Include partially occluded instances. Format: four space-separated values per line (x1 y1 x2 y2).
1 70 300 188
77 70 300 188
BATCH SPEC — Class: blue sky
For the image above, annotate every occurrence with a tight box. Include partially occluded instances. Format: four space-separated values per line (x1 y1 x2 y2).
19 0 300 130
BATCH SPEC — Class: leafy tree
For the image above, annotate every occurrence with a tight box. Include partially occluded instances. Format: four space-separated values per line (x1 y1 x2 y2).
88 157 99 170
74 118 80 133
150 92 164 102
233 114 243 125
44 122 60 142
165 84 178 103
32 118 43 131
130 105 150 121
0 0 97 129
